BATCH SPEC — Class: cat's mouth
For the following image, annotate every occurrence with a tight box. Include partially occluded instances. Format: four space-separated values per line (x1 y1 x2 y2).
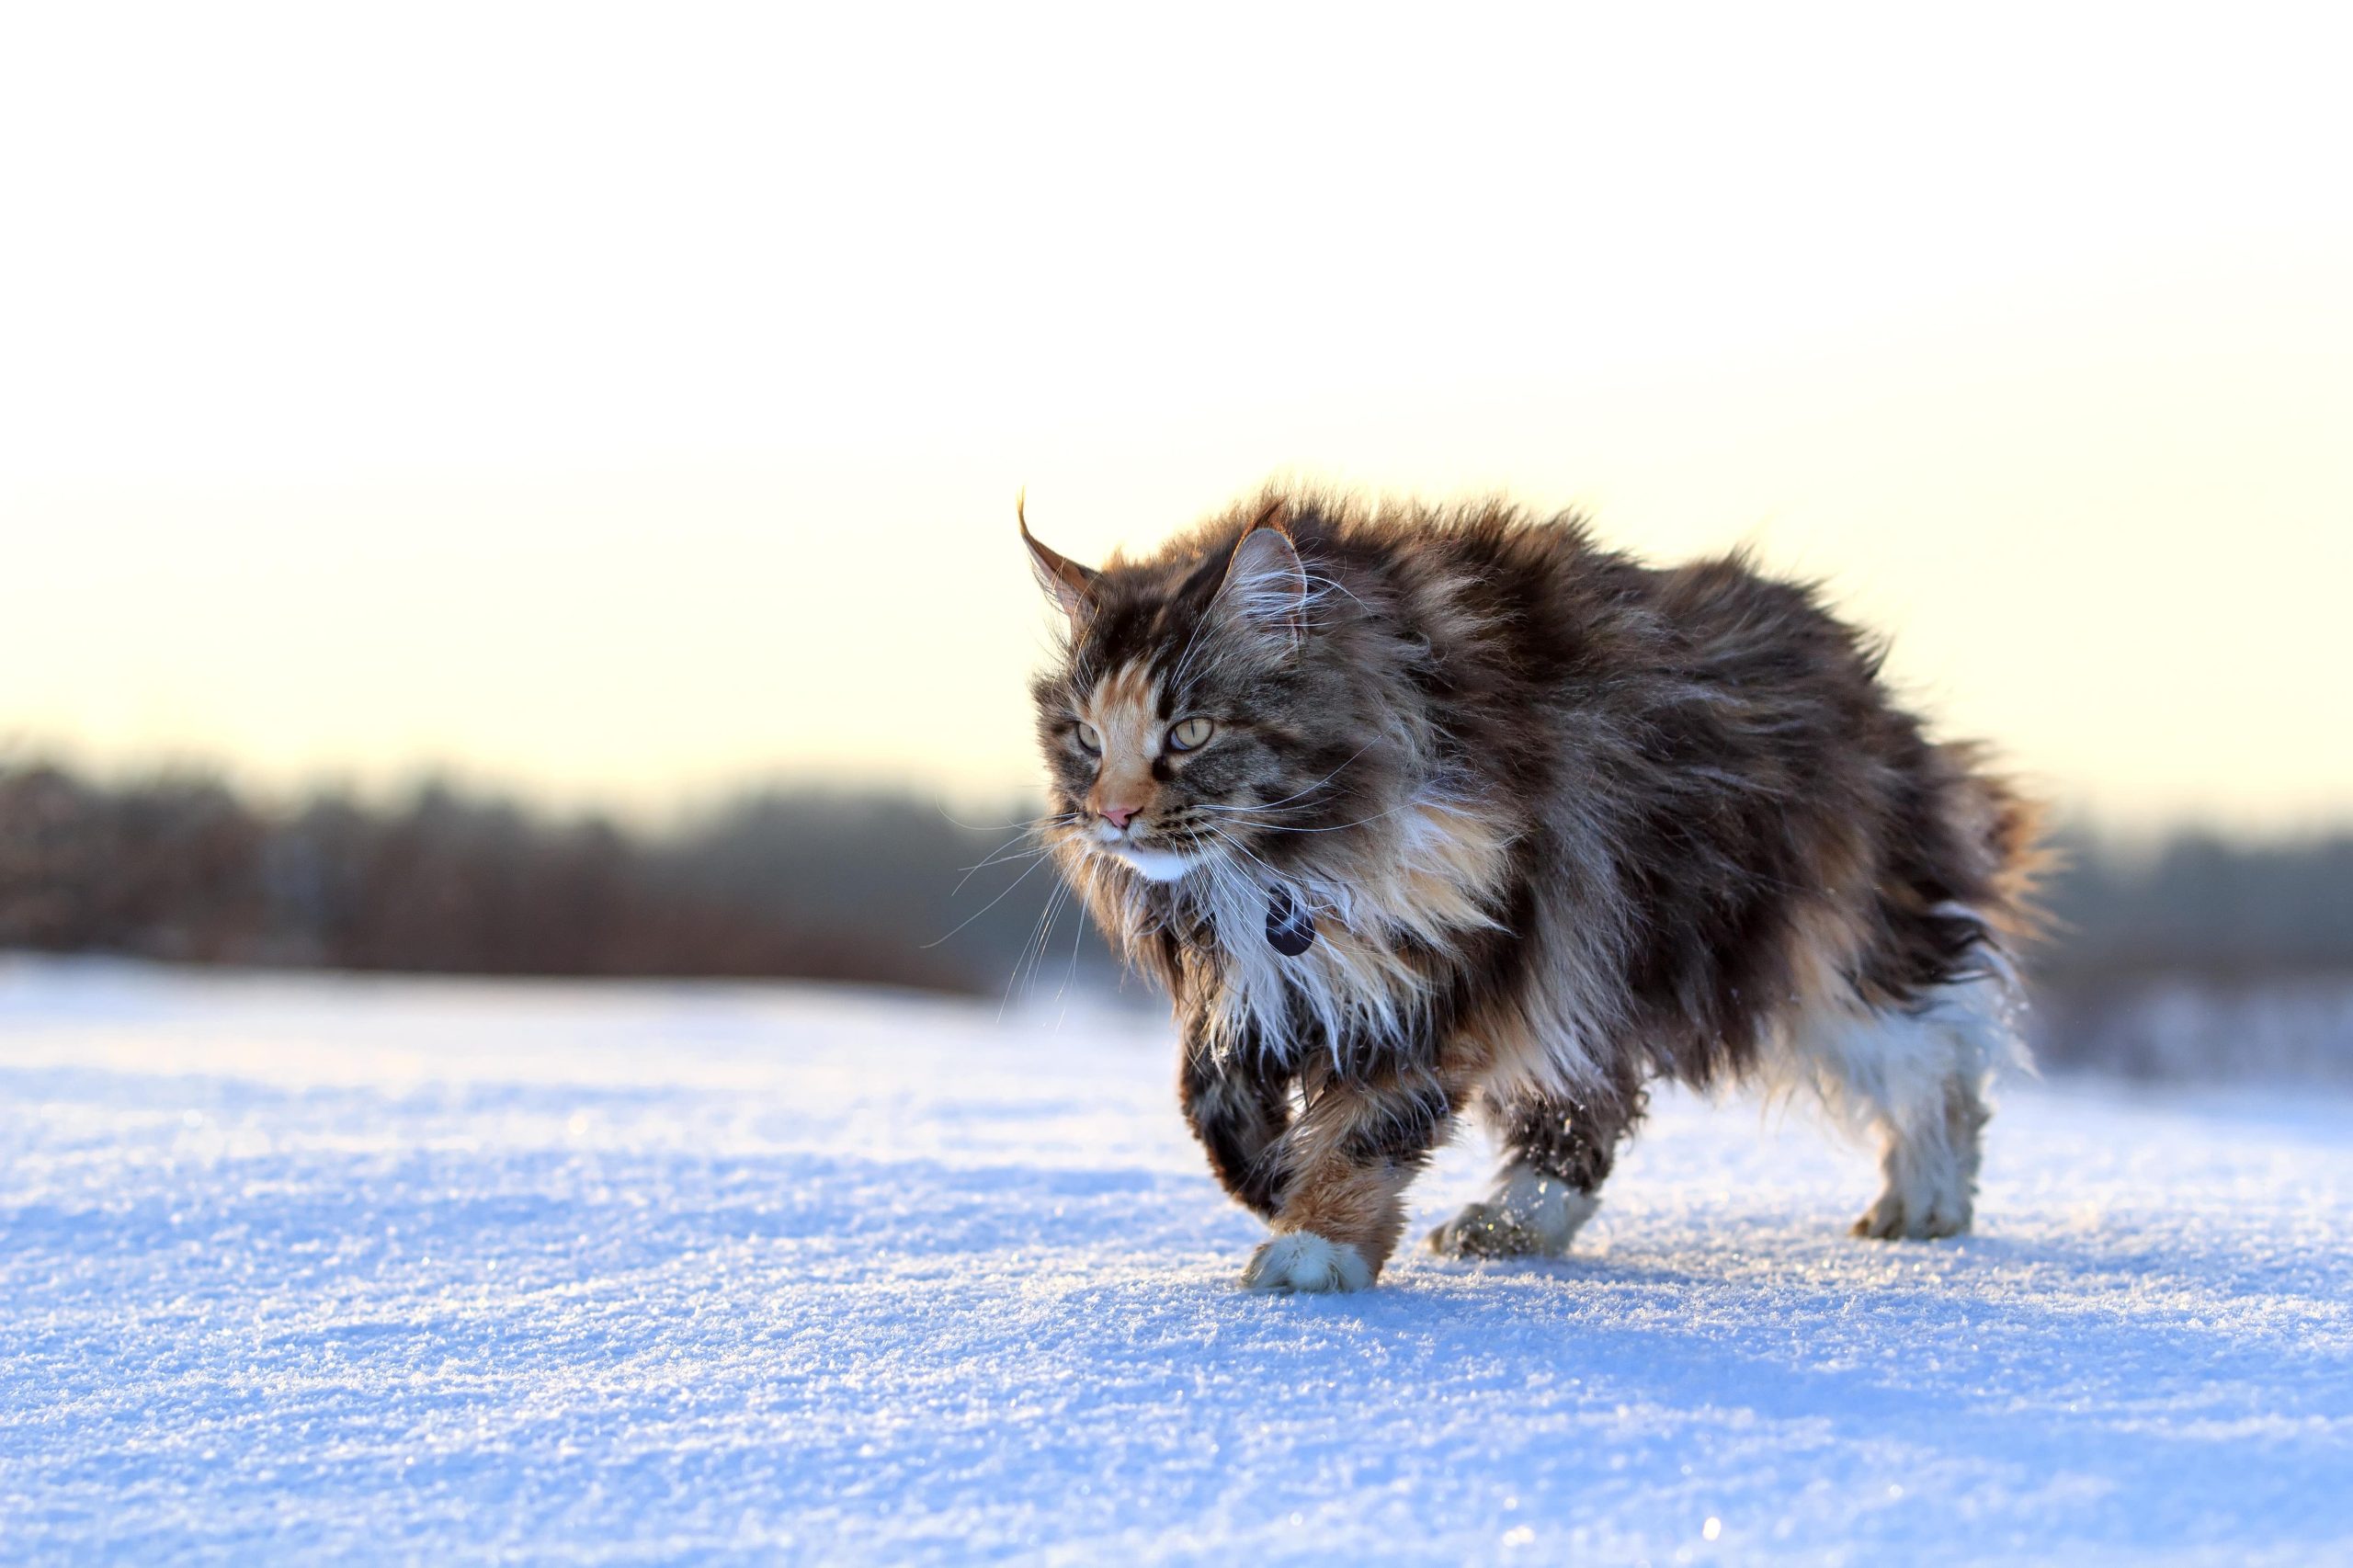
1107 842 1193 882
1086 819 1195 883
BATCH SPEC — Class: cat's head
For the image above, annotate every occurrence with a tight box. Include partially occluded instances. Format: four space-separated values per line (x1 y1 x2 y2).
1020 498 1370 887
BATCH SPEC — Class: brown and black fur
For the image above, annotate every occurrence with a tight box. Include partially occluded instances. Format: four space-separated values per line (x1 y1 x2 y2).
1021 487 2044 1292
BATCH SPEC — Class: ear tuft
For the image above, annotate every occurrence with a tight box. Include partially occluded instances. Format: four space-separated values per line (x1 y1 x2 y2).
1213 519 1309 651
1018 492 1099 625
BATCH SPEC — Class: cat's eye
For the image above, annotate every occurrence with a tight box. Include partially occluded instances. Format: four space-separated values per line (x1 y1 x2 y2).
1074 722 1101 755
1167 717 1215 752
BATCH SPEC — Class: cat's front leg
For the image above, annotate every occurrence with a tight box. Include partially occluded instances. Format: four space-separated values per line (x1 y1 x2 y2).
1239 1053 1454 1293
1177 1033 1293 1221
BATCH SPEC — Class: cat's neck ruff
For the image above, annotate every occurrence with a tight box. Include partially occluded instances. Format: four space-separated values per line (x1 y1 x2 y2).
1160 786 1518 1069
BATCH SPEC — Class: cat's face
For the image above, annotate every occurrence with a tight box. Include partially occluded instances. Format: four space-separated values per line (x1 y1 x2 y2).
1022 509 1333 886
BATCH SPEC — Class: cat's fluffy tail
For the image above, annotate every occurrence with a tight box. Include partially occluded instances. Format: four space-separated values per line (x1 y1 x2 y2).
1942 743 2054 950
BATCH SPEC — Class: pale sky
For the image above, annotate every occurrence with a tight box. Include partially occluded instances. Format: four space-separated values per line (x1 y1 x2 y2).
3 5 2348 833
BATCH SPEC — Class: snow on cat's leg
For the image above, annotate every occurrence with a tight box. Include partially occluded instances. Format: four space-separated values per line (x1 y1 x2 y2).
1427 1087 1636 1259
1239 1057 1453 1293
1427 1163 1599 1258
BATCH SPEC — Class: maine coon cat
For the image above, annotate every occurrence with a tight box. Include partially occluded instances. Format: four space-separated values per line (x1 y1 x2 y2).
1021 488 2043 1292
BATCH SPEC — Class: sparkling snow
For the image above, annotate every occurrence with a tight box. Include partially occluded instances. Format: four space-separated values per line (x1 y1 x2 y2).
2 957 2348 1563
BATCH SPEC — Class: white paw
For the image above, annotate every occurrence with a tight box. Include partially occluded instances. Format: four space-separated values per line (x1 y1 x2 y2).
1241 1230 1373 1293
1852 1181 1972 1240
1427 1165 1598 1259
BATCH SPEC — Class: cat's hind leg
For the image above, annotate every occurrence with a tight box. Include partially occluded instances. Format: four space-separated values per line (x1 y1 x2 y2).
1426 1086 1642 1260
1848 1061 1985 1241
1779 973 2018 1241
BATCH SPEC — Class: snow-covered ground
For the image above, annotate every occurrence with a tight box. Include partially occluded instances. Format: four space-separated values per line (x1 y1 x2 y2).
1 958 2347 1565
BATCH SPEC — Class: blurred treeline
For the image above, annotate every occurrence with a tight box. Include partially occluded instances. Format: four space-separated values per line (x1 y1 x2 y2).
2029 834 2353 1083
3 758 2349 1077
0 759 1108 998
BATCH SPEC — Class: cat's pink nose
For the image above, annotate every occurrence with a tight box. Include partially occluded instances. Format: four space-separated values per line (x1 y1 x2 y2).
1099 803 1138 830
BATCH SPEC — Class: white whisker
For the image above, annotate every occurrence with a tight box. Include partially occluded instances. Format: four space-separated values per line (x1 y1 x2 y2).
1000 876 1069 1021
951 835 1052 897
937 805 1055 834
926 851 1051 950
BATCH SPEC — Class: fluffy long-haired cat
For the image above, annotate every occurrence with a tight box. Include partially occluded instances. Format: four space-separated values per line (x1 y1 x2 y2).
1021 488 2043 1292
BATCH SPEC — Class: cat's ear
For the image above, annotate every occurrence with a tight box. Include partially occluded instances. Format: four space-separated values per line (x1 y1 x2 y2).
1017 493 1099 624
1211 515 1309 652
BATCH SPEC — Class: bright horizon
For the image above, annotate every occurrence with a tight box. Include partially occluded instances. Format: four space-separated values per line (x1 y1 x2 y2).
4 6 2348 835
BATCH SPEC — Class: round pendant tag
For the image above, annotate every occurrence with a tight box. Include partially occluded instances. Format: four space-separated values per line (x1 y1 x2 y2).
1266 884 1316 957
